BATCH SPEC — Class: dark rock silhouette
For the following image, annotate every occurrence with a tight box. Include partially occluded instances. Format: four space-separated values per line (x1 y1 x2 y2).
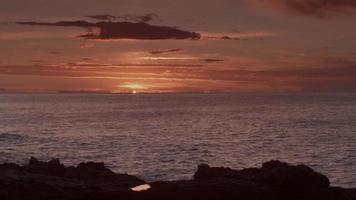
2 157 144 189
194 160 330 189
0 158 355 200
27 157 66 177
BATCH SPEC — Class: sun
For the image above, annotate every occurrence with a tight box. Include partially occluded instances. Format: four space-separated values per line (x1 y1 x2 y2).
120 82 152 93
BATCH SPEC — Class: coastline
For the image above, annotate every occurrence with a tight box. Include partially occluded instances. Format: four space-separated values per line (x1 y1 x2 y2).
0 157 355 200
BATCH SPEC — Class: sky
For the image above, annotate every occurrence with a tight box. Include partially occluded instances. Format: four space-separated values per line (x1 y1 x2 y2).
1 0 356 93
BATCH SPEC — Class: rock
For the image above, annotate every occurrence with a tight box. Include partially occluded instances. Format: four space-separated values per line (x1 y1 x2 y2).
71 161 145 187
0 158 355 200
23 157 145 188
258 160 330 188
75 161 115 180
194 164 241 180
194 160 330 189
27 157 65 177
0 163 22 171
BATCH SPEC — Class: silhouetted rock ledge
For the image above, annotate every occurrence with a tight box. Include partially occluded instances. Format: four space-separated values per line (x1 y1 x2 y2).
0 158 355 200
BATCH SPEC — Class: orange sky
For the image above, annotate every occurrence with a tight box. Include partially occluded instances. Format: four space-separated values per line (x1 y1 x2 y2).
1 0 356 93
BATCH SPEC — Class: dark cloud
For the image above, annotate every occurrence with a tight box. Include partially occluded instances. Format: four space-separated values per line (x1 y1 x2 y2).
49 51 61 55
17 21 93 27
202 59 225 63
29 59 46 63
17 20 201 40
205 36 242 40
255 0 356 16
81 58 95 61
204 32 273 41
65 62 113 67
119 14 157 23
221 36 241 40
321 57 356 66
136 14 157 23
86 15 116 21
56 89 112 94
87 14 158 23
149 48 183 55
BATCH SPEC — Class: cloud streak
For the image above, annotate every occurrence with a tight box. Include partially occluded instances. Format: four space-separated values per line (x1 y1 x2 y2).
1 61 356 92
149 48 184 55
202 59 225 63
203 31 274 40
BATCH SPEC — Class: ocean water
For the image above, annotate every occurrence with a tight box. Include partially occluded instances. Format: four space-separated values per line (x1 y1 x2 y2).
0 93 355 187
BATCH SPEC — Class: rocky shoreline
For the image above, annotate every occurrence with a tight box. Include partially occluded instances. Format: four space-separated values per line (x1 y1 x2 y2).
0 157 355 200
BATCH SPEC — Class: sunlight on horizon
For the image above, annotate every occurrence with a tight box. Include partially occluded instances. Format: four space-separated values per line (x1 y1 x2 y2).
120 83 147 90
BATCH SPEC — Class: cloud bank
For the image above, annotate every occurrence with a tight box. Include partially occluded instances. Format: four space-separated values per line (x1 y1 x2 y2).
17 20 201 40
253 0 356 16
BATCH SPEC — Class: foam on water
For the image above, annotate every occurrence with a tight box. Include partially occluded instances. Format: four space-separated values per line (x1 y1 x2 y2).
0 93 355 187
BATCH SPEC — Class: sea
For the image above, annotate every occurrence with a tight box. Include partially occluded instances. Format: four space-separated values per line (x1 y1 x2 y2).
0 93 355 187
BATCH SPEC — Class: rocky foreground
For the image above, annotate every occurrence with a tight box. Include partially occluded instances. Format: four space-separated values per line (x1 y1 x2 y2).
0 158 355 200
